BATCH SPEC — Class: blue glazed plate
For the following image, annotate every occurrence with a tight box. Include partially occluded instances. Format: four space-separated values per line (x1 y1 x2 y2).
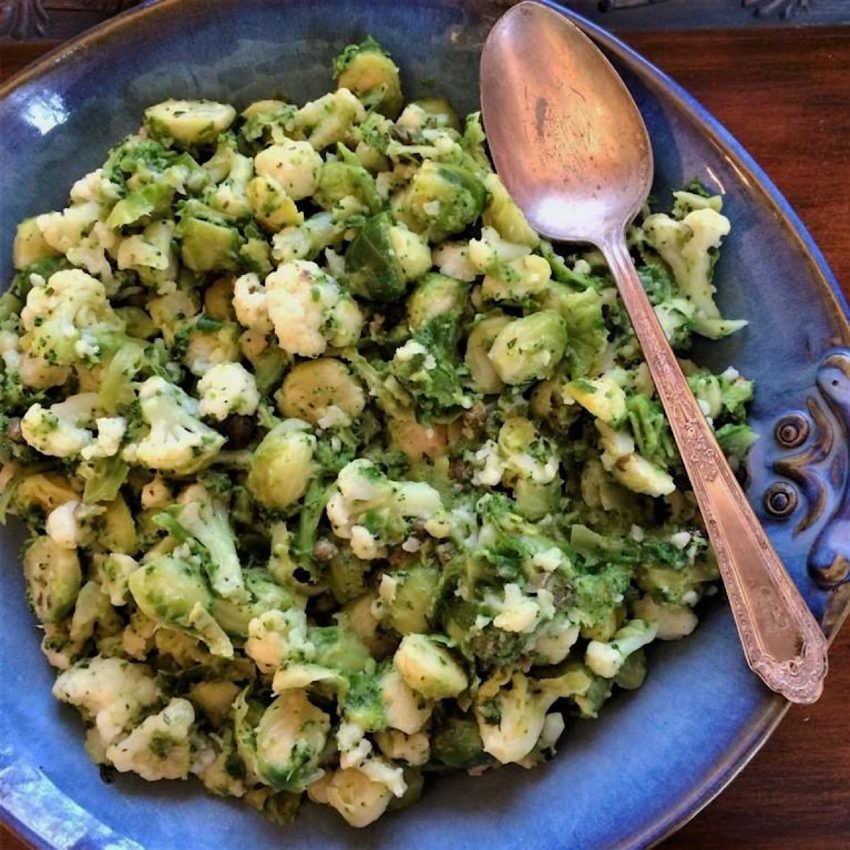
1 2 849 849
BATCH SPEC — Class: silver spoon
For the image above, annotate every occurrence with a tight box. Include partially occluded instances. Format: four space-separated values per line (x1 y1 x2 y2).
480 0 828 703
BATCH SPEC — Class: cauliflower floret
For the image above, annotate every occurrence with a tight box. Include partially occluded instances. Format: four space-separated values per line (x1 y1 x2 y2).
490 583 543 634
106 698 195 781
468 225 532 272
52 656 161 757
643 208 729 317
254 140 322 201
0 329 21 372
148 290 200 347
245 609 311 674
642 207 747 339
432 240 477 282
69 169 120 205
66 222 119 291
20 269 124 365
45 499 103 549
585 619 658 678
232 272 273 333
80 416 127 460
296 88 366 151
325 459 451 559
473 670 588 765
20 392 98 458
336 720 373 769
197 362 260 421
471 418 559 492
122 376 225 475
266 260 363 357
95 552 140 606
36 201 102 254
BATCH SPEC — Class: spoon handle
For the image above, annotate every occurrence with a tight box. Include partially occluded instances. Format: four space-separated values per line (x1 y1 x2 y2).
601 235 828 704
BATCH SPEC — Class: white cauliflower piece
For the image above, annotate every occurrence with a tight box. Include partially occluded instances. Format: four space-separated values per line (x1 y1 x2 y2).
254 140 322 201
52 656 161 755
66 222 119 291
244 608 311 674
20 269 124 365
80 416 127 460
381 669 432 734
642 207 747 339
432 240 477 282
36 201 102 254
197 362 260 421
474 672 552 765
296 88 366 150
585 619 658 678
69 169 120 205
45 499 103 549
20 392 98 458
490 583 542 634
106 698 195 781
266 260 363 357
326 458 450 559
122 376 225 475
336 720 373 769
232 272 272 333
643 208 730 317
468 225 532 272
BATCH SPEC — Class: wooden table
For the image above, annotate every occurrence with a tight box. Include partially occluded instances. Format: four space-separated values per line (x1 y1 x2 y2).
2 23 850 850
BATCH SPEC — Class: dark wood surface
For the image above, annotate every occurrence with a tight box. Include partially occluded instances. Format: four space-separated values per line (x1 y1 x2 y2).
2 24 850 850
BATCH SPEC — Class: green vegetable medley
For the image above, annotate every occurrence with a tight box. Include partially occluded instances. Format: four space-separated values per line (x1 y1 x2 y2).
0 38 756 827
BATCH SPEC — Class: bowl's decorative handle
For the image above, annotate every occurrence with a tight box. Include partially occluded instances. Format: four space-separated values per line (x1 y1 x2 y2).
807 350 850 586
769 349 850 589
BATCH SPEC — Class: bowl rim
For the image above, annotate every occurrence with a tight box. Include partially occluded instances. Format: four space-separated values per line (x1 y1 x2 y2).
0 1 847 849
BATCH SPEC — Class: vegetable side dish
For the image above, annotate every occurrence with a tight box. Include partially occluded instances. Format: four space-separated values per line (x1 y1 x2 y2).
0 38 755 827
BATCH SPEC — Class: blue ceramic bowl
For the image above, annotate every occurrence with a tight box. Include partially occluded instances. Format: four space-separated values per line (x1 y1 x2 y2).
2 2 849 849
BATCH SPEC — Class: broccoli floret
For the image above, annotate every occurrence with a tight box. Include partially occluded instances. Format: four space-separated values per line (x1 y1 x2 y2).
157 483 246 601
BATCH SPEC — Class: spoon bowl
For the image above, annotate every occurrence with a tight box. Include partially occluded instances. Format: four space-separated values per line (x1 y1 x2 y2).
480 0 828 704
481 1 652 241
